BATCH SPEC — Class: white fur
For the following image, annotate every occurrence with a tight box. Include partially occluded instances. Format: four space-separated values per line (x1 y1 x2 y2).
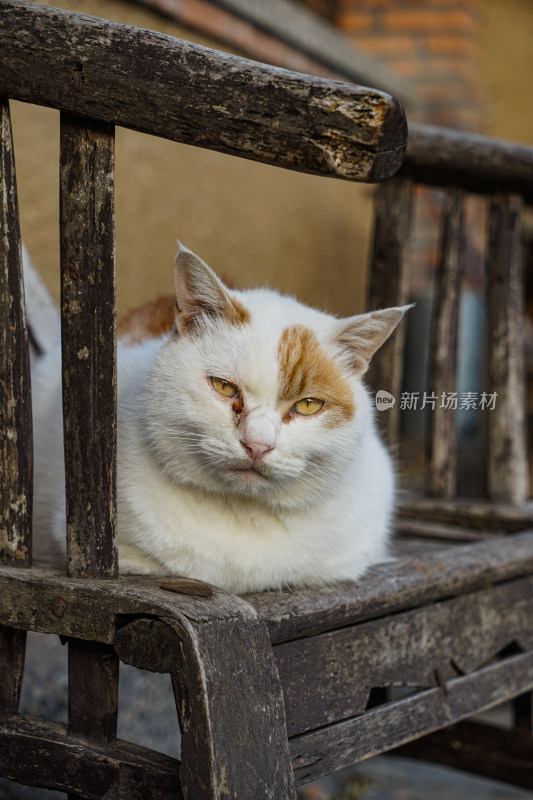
32 254 403 593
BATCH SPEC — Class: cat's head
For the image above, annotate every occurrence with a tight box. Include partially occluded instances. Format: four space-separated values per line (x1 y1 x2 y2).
144 245 409 511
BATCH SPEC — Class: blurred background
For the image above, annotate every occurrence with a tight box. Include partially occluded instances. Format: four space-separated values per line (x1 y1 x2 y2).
11 0 533 323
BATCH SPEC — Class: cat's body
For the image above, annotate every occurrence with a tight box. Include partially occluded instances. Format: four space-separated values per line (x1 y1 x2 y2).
32 247 407 593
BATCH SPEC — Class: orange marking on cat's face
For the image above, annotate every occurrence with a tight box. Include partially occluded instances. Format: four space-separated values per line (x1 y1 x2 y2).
277 325 354 425
118 295 176 346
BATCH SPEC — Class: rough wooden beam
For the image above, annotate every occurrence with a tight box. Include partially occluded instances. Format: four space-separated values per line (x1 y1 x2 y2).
0 97 32 566
4 534 533 645
60 113 118 578
0 0 407 182
246 530 533 643
366 178 413 451
398 496 533 531
486 193 528 504
290 651 533 785
426 188 465 498
0 713 181 799
401 123 533 201
276 575 533 736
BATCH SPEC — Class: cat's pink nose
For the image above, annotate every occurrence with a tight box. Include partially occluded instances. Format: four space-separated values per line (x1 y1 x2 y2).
240 440 273 462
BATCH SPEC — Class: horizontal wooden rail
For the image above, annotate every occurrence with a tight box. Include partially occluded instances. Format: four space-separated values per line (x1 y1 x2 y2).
290 650 533 785
247 529 533 642
0 0 406 182
400 123 533 202
3 532 533 646
0 714 180 798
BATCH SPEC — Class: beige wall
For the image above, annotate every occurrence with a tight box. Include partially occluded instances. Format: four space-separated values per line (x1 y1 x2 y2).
12 0 373 322
481 0 533 144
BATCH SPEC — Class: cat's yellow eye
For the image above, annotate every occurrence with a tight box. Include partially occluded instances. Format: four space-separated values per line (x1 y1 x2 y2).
292 398 324 416
211 377 239 398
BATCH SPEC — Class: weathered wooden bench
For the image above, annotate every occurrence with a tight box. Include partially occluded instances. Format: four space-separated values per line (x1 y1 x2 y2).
2 1 533 798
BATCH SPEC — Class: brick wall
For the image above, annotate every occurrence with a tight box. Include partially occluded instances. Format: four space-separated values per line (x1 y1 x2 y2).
335 0 485 130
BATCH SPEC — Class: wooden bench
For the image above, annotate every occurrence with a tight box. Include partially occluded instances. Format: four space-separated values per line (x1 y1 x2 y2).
2 1 533 797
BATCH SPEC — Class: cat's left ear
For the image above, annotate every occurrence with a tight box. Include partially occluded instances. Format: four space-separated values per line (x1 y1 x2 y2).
333 305 412 375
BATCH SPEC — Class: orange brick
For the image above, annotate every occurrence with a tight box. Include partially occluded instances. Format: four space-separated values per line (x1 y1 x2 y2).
425 35 480 57
383 10 480 34
336 12 374 32
352 35 417 56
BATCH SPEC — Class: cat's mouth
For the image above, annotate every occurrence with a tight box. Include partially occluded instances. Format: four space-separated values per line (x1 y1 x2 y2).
231 465 268 482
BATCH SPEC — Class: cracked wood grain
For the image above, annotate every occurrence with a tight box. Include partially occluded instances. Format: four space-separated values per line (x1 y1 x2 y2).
0 97 31 721
0 97 32 566
426 188 465 498
365 178 413 451
60 113 118 578
486 193 528 504
0 713 181 798
0 0 406 182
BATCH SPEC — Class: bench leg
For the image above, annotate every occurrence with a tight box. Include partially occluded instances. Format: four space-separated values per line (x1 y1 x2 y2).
165 612 296 800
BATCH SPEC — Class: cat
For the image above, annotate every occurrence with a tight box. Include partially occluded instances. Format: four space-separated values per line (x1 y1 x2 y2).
32 245 409 594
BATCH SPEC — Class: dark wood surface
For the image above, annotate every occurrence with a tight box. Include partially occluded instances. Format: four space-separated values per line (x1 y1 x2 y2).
246 530 533 643
486 193 528 504
366 178 413 450
60 113 118 578
0 0 407 182
3 533 533 648
513 692 533 732
398 496 533 531
0 625 26 714
166 611 297 800
0 97 31 732
68 639 118 743
290 650 533 785
426 189 464 498
0 98 32 565
401 123 533 201
0 712 181 799
394 720 533 791
276 575 533 736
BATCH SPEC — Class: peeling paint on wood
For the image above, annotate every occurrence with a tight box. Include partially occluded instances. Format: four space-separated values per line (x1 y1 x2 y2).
0 0 407 182
60 113 118 578
0 97 32 566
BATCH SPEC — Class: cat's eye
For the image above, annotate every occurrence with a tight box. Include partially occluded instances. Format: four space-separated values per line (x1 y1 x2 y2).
211 376 239 398
292 398 324 416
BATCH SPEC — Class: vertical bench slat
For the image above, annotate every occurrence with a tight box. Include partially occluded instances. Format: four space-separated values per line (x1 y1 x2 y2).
426 188 465 498
0 98 32 563
486 193 528 504
366 178 413 450
60 114 119 799
59 112 118 578
68 639 119 742
0 97 31 715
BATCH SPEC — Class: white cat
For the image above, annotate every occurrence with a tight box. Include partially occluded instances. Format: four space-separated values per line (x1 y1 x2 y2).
32 246 408 593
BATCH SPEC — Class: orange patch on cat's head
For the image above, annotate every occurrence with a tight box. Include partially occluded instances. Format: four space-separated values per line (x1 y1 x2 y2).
277 325 354 425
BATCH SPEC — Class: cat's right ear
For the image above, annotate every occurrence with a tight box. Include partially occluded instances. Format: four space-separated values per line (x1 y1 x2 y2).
174 244 250 334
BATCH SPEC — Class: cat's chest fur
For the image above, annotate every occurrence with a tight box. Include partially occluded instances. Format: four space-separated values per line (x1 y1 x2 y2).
32 245 407 593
